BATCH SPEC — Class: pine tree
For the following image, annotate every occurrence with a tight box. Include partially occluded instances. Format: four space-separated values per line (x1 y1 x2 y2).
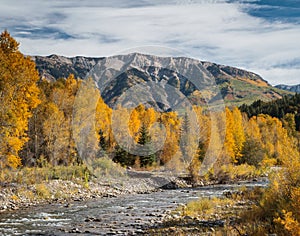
138 124 151 145
137 124 156 167
98 130 107 151
113 145 135 167
181 112 190 158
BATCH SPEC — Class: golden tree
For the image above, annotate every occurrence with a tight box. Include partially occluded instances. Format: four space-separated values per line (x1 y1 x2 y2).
0 30 40 168
232 107 245 162
223 107 235 163
95 95 112 149
128 108 141 142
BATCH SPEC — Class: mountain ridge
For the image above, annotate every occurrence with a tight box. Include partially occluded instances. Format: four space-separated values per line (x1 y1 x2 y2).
275 84 300 93
31 53 293 107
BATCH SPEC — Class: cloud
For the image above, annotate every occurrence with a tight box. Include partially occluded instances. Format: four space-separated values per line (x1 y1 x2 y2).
0 0 299 85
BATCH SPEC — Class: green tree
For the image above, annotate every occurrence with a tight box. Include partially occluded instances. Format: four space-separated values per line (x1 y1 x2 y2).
137 124 156 167
181 112 190 159
282 113 297 137
112 145 135 167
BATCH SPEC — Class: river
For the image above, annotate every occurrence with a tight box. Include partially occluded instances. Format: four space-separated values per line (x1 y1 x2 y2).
0 180 267 235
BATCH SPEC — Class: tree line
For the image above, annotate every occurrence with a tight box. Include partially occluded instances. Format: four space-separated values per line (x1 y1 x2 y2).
1 30 299 235
240 93 300 131
1 30 299 175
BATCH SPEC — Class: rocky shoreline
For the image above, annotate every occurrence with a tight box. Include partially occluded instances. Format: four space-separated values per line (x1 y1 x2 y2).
0 169 266 215
0 172 268 235
147 189 258 235
0 170 191 213
0 180 148 213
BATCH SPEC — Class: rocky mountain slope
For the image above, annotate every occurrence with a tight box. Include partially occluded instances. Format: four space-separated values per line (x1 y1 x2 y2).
31 53 292 107
32 54 103 82
275 84 300 93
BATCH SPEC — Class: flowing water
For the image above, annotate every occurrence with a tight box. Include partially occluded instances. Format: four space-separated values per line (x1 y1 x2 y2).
0 180 267 235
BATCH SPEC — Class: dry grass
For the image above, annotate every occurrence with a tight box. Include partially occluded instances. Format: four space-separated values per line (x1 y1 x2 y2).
174 197 235 219
218 164 263 181
35 183 51 199
0 165 89 185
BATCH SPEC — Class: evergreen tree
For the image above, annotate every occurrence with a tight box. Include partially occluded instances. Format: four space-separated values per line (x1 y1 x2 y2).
240 94 300 131
181 112 190 159
138 124 151 145
197 141 206 163
112 145 135 167
98 130 107 151
137 124 156 167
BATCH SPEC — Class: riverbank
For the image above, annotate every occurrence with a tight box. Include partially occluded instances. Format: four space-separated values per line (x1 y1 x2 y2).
0 163 267 214
0 170 265 214
0 169 192 213
147 183 266 235
0 178 268 235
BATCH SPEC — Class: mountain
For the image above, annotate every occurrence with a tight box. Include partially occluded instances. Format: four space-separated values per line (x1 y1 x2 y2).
275 84 300 93
32 54 103 82
31 53 293 107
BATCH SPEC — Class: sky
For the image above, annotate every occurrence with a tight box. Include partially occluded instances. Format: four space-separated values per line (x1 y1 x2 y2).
1 0 300 85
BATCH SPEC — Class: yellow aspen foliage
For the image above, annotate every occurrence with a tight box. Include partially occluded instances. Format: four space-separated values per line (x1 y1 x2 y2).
73 77 100 162
128 108 141 141
180 109 199 170
188 155 201 183
159 111 181 164
64 75 80 163
193 106 211 143
54 74 79 117
275 211 300 236
193 106 220 176
43 102 68 165
135 104 145 121
65 74 79 97
246 117 262 141
224 107 235 163
240 116 264 166
7 154 21 169
232 107 245 161
255 114 295 165
95 96 112 140
0 30 40 168
110 105 131 148
243 120 300 235
143 107 157 128
128 105 157 142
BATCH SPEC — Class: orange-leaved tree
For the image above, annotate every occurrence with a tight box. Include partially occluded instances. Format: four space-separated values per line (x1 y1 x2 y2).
0 30 40 168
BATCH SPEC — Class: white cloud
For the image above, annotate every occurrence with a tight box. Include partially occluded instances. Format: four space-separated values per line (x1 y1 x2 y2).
1 0 299 85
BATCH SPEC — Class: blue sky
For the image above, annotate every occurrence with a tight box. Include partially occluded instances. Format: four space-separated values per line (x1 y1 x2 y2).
1 0 300 85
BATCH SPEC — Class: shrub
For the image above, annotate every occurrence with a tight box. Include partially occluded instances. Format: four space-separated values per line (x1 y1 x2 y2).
35 183 51 199
237 145 300 235
90 156 125 178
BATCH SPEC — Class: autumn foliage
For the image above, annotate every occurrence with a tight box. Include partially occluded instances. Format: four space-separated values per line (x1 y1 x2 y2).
0 31 299 235
0 30 40 168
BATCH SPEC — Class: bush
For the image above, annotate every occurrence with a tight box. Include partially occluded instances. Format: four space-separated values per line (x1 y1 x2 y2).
237 147 300 235
35 183 51 199
90 156 125 178
176 197 234 219
215 164 261 181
